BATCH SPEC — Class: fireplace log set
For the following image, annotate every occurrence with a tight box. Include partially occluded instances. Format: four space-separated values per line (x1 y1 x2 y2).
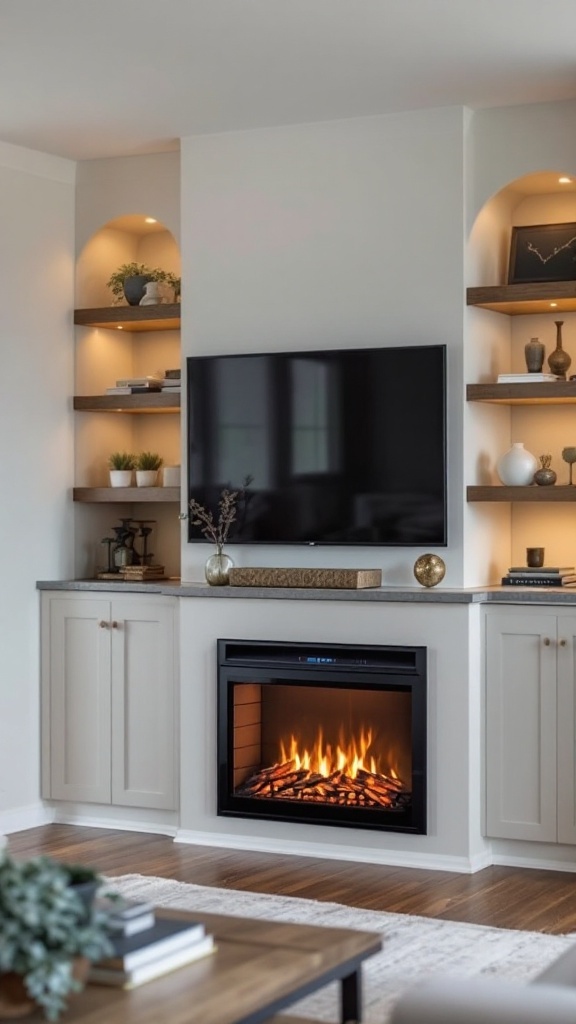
236 759 410 810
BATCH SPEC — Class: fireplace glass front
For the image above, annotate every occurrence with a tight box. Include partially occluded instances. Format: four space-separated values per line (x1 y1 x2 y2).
217 639 427 834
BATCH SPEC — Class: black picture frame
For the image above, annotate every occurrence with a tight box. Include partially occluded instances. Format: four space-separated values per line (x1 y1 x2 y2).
508 222 576 284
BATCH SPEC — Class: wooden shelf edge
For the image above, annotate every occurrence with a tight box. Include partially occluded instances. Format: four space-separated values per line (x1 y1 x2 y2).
467 485 576 502
466 281 576 315
467 382 576 404
74 394 180 412
74 304 181 331
73 487 180 503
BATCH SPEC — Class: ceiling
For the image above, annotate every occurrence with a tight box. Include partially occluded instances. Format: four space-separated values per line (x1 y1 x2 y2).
2 0 576 162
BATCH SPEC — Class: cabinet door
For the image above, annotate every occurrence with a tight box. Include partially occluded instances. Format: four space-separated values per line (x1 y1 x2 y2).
42 595 112 803
556 612 576 845
485 608 558 841
110 598 178 810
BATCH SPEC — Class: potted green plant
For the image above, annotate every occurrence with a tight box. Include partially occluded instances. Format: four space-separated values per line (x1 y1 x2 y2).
135 451 163 487
106 262 181 306
107 451 136 487
0 854 113 1021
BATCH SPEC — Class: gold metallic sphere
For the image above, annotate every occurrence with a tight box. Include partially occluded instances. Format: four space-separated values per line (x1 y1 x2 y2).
413 553 446 588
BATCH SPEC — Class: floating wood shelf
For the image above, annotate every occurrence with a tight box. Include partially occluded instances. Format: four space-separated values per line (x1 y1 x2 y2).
73 304 181 331
467 486 576 503
466 281 576 315
73 487 180 503
73 394 180 413
466 382 576 404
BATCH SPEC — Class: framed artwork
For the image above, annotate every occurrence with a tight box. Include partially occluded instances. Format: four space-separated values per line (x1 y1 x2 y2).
508 222 576 284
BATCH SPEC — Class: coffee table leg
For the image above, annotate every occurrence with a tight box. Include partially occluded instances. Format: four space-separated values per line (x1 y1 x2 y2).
341 968 361 1023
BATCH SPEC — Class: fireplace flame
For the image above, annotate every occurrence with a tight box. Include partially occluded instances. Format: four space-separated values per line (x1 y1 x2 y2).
279 726 392 779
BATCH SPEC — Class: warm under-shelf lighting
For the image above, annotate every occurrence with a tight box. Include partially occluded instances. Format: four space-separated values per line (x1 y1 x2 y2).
117 325 123 330
550 302 558 307
559 176 572 184
145 217 157 223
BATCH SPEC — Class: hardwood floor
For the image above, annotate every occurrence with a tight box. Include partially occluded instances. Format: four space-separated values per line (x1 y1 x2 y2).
6 824 576 935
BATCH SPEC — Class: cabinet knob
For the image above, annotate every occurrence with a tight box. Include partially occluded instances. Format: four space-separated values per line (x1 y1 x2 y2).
559 638 567 647
543 637 551 645
99 620 109 629
111 620 119 629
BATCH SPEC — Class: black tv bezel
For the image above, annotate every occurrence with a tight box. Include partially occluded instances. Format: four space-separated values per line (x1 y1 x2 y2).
186 343 448 547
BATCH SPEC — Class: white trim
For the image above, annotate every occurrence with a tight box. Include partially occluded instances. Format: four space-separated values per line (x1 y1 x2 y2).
174 829 492 874
0 139 75 182
490 852 576 873
52 808 178 838
0 802 54 835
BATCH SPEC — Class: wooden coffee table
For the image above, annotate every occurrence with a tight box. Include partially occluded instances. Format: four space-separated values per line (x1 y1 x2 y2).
58 906 382 1024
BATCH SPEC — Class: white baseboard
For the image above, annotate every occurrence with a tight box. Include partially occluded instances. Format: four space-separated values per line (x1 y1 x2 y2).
52 807 178 837
174 828 491 874
0 802 54 836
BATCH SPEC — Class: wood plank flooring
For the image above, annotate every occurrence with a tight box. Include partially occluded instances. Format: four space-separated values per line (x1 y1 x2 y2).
6 824 576 935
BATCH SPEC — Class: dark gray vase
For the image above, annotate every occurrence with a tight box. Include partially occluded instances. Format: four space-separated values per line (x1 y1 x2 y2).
123 274 152 306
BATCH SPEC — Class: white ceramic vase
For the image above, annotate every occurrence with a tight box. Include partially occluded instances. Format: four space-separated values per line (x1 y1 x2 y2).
496 442 538 486
109 469 133 487
136 469 158 487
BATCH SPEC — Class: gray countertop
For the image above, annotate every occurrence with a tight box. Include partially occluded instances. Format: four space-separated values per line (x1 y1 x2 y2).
35 580 576 605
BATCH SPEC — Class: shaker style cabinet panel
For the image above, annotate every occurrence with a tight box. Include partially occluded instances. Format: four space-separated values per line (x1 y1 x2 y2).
41 592 179 811
484 606 576 844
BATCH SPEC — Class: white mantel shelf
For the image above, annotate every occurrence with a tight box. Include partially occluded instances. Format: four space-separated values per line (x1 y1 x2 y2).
35 580 576 605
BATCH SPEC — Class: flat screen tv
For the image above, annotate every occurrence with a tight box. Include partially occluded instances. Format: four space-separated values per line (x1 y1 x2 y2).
186 344 447 546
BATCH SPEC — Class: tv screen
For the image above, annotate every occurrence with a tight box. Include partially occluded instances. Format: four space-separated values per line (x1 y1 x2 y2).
186 344 447 546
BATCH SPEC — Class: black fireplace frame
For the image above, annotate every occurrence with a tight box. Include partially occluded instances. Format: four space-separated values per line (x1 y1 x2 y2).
217 638 427 834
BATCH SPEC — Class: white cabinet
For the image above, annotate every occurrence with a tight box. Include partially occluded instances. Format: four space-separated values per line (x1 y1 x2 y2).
484 605 576 844
41 591 179 811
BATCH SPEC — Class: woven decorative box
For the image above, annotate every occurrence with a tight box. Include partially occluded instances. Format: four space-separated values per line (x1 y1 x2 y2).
228 568 382 589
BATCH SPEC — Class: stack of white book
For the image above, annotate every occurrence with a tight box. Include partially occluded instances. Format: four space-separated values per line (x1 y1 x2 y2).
497 372 561 383
90 898 215 988
106 375 164 395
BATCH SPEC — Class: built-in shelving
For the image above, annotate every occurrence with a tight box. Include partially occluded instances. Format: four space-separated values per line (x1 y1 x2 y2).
73 304 181 332
73 394 180 413
467 486 576 502
466 281 576 315
467 382 576 404
73 487 180 503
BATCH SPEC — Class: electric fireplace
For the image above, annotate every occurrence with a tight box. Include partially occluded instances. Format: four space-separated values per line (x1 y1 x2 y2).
217 639 427 834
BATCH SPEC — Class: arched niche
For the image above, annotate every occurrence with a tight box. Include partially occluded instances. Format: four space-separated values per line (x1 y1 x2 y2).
76 213 181 309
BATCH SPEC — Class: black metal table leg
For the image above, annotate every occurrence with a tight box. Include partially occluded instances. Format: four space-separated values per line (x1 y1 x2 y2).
341 968 361 1023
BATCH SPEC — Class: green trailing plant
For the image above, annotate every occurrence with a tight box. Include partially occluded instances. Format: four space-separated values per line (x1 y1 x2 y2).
107 451 136 471
135 450 163 471
0 854 113 1021
106 262 181 302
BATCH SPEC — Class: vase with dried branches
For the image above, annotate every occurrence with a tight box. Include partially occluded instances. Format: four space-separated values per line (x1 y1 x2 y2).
185 488 242 585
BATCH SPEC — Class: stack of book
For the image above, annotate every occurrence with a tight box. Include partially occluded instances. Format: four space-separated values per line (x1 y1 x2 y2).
121 564 166 581
501 566 576 587
90 899 215 988
106 374 164 395
496 372 560 384
160 368 181 393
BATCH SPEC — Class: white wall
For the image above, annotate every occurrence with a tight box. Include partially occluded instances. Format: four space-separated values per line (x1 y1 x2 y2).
181 107 467 585
0 141 75 831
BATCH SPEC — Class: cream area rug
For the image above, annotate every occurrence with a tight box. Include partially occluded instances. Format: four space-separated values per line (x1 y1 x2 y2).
106 873 576 1024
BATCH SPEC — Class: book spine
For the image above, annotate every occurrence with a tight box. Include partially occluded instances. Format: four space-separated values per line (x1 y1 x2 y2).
501 577 563 586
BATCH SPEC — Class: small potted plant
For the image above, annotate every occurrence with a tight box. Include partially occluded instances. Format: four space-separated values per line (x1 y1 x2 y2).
135 451 163 487
107 451 136 487
0 854 113 1021
106 262 181 306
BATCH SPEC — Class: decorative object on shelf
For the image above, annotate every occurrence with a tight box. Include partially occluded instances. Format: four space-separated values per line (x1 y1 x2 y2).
162 465 180 487
547 320 571 379
496 442 538 486
413 553 446 588
0 854 112 1021
107 451 136 487
526 546 545 568
533 454 557 486
135 451 163 487
561 446 576 484
106 262 181 306
508 222 576 285
98 518 157 577
524 336 545 373
228 567 382 589
139 281 162 305
182 486 248 586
